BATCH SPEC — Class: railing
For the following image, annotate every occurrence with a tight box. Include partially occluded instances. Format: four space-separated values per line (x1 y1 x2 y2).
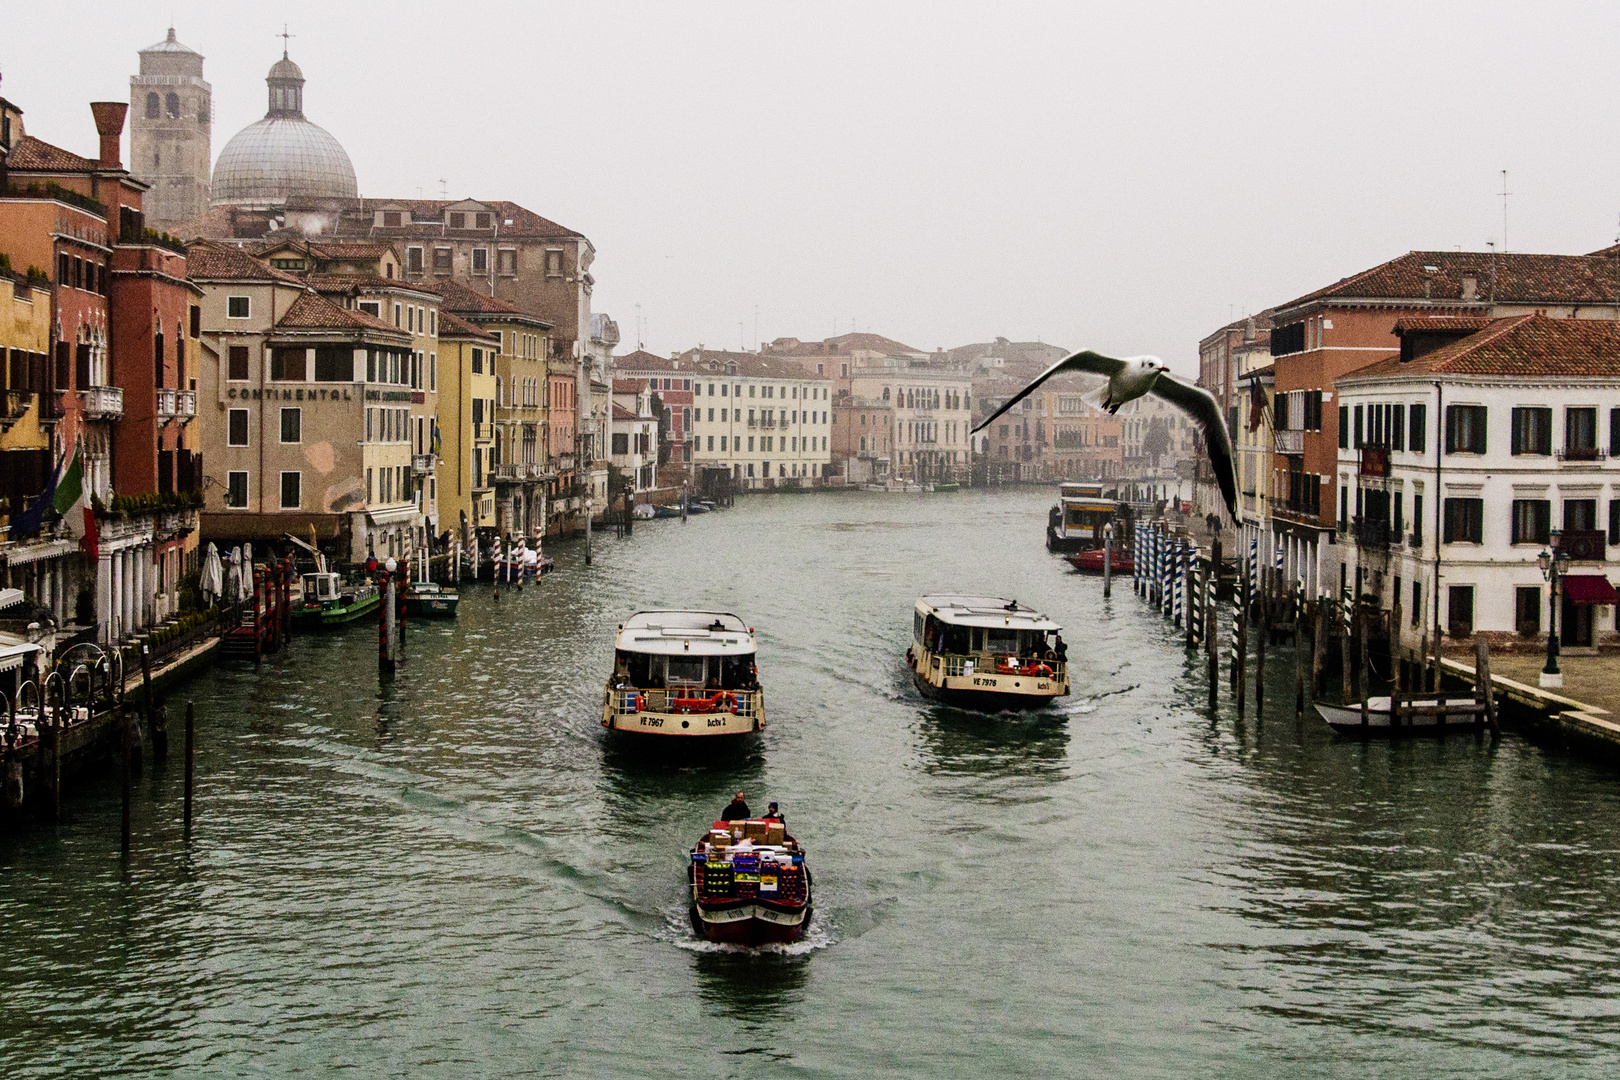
494 462 522 481
1352 515 1392 551
1274 429 1303 455
0 389 33 429
939 653 1065 680
156 388 177 419
176 389 196 419
555 453 576 472
610 687 760 719
82 385 123 420
121 600 242 672
412 454 435 476
1556 446 1606 463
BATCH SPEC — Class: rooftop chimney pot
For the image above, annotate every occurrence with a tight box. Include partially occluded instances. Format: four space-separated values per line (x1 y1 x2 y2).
89 102 127 168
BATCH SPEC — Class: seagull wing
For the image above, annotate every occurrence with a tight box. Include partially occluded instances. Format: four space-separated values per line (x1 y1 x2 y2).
1150 375 1239 523
971 350 1127 435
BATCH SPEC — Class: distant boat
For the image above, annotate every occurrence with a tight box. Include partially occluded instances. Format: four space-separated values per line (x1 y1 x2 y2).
1048 482 1132 555
687 503 710 514
632 503 657 520
292 572 379 627
652 505 681 519
1065 549 1134 574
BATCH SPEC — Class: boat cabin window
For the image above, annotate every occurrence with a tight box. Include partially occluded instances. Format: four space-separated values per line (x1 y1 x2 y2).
615 651 757 690
303 574 339 601
667 656 705 686
985 628 1021 655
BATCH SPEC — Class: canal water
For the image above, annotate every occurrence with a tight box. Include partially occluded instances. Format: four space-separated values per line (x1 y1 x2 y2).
5 489 1620 1077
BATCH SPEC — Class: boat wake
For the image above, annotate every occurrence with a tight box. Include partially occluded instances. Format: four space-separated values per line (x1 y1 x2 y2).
657 905 835 956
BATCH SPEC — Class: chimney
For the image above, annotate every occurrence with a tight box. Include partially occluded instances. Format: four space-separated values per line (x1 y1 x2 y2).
90 102 127 168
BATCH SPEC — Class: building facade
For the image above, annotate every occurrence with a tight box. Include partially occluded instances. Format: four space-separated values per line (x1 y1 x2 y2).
680 349 832 485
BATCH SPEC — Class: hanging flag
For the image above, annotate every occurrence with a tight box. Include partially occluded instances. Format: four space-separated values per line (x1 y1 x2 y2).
52 444 97 559
1246 376 1268 433
430 417 442 456
13 452 60 536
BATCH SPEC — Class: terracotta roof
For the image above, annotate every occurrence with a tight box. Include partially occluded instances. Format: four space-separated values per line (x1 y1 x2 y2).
345 198 585 240
5 135 97 172
612 377 646 392
1341 313 1620 382
1278 251 1620 313
1390 315 1494 336
425 277 527 316
184 241 304 284
304 272 440 298
436 309 493 340
762 332 923 357
307 241 395 260
275 291 408 336
612 403 646 422
676 348 827 381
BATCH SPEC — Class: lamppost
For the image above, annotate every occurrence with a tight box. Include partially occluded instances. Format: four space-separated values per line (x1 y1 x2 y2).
1538 532 1570 688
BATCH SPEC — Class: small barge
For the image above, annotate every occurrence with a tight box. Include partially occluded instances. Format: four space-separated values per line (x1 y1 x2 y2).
292 571 379 627
690 818 812 946
907 595 1069 710
405 581 459 618
602 611 764 739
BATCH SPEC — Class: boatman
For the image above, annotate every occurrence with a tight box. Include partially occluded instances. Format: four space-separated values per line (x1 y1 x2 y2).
720 792 750 821
762 802 785 827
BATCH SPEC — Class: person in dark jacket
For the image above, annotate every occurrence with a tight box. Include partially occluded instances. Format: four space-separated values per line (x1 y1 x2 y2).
720 792 750 821
762 802 785 827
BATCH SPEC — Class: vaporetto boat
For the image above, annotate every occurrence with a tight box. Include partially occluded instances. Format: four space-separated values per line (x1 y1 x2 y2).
601 611 764 738
907 595 1069 710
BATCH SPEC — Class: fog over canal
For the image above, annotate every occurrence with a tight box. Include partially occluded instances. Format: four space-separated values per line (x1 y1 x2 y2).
5 489 1620 1077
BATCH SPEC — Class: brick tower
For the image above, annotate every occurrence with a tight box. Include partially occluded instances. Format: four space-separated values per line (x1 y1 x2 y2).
129 27 211 229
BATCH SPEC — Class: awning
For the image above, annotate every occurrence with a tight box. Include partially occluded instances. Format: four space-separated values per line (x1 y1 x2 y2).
0 588 24 611
1564 575 1618 605
2 539 76 566
0 642 42 674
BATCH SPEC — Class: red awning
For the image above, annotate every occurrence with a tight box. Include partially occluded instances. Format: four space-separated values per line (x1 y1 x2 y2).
1563 575 1618 605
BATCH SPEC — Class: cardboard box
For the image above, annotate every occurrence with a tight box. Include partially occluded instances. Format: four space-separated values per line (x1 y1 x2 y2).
764 822 786 845
743 819 769 841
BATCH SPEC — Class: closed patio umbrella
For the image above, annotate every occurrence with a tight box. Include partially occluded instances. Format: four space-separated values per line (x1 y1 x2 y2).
199 542 224 604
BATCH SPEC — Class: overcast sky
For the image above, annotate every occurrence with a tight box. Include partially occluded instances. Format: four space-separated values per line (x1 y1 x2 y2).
5 2 1618 373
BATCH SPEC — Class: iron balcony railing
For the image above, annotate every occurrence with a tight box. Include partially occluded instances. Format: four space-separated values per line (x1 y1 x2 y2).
0 389 33 429
1352 515 1393 551
1274 430 1304 455
1556 446 1607 463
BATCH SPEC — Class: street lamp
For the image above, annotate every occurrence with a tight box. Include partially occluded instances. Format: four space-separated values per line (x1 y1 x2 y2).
1538 530 1570 688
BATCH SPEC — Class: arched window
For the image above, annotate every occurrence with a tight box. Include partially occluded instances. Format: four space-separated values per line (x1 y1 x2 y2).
145 93 160 119
165 93 180 118
882 387 890 402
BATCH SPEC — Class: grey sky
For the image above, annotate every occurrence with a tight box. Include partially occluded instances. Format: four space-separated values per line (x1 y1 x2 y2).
5 2 1617 374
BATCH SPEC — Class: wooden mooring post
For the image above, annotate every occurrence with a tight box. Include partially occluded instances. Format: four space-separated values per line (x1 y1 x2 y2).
1312 596 1327 701
1341 594 1354 707
1102 525 1113 599
1358 602 1370 728
1391 594 1404 728
1476 638 1500 738
1254 568 1267 718
183 701 195 828
1233 597 1247 712
120 705 132 853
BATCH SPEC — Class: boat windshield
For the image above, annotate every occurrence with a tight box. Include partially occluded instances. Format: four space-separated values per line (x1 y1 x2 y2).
614 651 757 690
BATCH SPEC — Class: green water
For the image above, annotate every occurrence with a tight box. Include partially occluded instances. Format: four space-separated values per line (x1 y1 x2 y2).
4 489 1620 1077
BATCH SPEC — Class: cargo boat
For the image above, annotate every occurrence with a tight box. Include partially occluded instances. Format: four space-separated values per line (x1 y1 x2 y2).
689 818 812 946
405 581 459 618
1047 482 1131 554
907 595 1069 710
601 611 764 739
292 571 379 627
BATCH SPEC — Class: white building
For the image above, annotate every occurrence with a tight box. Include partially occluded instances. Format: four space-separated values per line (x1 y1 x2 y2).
848 360 973 484
611 379 658 494
681 349 832 486
1336 313 1620 659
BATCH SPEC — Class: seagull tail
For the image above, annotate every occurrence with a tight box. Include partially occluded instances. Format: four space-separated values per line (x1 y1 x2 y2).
1081 383 1111 411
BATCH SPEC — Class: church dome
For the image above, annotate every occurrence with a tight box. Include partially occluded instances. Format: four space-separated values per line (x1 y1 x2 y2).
210 50 357 210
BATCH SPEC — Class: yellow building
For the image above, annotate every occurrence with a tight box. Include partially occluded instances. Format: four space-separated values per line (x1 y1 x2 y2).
432 310 496 536
0 263 53 459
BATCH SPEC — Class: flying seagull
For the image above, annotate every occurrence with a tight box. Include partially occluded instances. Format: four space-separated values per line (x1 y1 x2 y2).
972 350 1238 522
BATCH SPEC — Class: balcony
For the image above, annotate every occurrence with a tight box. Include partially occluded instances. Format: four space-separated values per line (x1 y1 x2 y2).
82 385 123 420
555 452 576 473
156 388 177 420
177 389 196 420
1556 446 1607 464
1274 429 1303 455
1352 515 1393 551
494 462 522 482
412 454 435 476
1555 529 1607 562
0 390 33 430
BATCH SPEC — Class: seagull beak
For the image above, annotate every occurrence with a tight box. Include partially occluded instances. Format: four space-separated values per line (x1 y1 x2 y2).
1157 365 1171 373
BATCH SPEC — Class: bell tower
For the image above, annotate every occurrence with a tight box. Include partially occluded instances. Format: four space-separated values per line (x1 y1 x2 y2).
129 27 211 230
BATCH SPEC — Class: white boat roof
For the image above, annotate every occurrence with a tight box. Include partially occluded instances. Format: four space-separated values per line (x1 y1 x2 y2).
916 595 1062 631
615 610 756 656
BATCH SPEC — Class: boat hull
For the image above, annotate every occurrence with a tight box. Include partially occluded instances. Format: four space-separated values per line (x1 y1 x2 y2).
1046 524 1093 553
1315 696 1484 737
405 594 459 618
291 592 380 627
1065 549 1134 574
690 900 810 946
602 705 761 737
912 668 1063 711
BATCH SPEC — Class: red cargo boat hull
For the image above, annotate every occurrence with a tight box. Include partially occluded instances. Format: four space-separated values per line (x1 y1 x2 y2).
689 898 811 946
1066 549 1133 574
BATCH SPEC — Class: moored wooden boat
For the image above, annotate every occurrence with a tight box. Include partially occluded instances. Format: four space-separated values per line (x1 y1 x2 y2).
689 818 812 946
1065 548 1134 574
291 572 380 627
405 581 459 618
1315 694 1486 737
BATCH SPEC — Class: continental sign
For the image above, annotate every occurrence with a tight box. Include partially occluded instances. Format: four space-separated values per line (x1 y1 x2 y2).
226 387 358 401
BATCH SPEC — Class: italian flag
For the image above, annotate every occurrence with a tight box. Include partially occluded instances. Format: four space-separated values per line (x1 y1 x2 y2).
53 447 96 560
